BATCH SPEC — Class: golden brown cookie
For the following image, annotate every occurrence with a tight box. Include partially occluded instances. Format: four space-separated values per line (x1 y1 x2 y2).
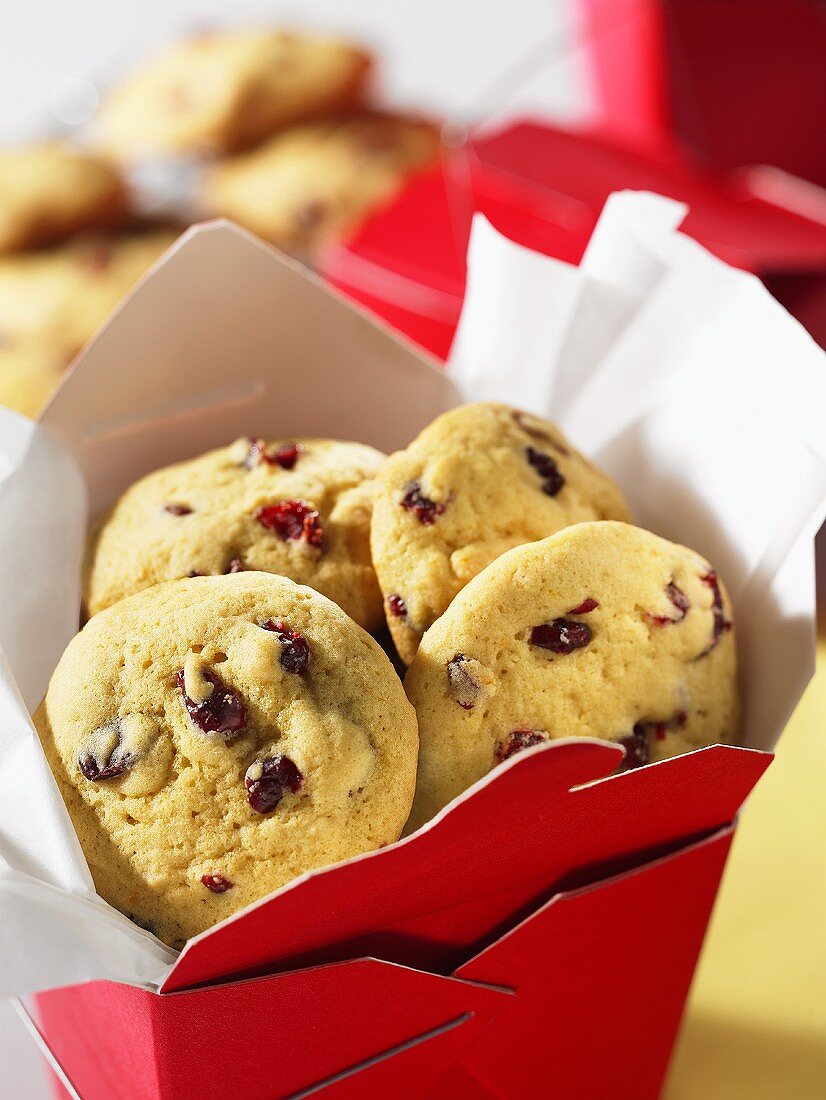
0 144 129 254
404 521 739 831
371 403 632 664
201 114 440 259
84 436 387 630
35 572 418 947
94 29 371 158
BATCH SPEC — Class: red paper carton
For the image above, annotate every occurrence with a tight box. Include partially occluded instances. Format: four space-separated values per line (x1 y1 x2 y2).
0 221 801 1099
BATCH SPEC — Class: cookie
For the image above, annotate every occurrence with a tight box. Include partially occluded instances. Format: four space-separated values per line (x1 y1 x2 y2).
84 436 387 630
201 114 440 259
34 572 418 947
0 144 129 254
404 521 739 830
370 403 632 665
94 29 371 159
0 229 177 359
0 337 73 418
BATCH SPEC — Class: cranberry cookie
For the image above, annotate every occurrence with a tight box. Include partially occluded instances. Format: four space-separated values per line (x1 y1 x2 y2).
94 29 371 159
84 437 386 630
0 144 129 254
404 521 739 831
201 114 440 260
35 573 418 947
371 403 631 665
0 229 177 359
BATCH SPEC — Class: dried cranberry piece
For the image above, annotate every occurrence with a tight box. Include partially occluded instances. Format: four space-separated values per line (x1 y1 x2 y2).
525 447 565 497
226 558 245 573
697 571 732 656
243 438 302 470
447 654 482 710
261 619 310 674
256 501 323 547
245 755 304 814
495 729 547 763
263 442 301 470
621 711 688 768
530 619 592 654
647 582 690 626
78 723 135 782
619 727 650 769
201 874 233 893
176 668 247 735
400 483 446 525
387 595 408 620
164 503 193 516
568 598 599 615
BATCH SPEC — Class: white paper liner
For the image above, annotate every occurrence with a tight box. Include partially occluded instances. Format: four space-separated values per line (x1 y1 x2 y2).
0 194 823 998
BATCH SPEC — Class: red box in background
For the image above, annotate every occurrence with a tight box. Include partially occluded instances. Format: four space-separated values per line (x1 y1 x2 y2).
323 1 826 358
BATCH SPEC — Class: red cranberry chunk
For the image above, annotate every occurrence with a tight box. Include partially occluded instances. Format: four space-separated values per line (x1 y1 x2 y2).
245 755 304 814
647 582 690 626
263 442 301 470
256 501 323 547
619 727 650 768
243 437 303 470
495 729 547 763
201 874 233 893
164 503 193 516
525 447 565 497
226 558 245 573
568 598 599 615
698 571 732 656
387 595 408 620
530 619 592 654
447 653 481 710
400 483 446 525
78 723 135 782
621 711 687 767
176 668 247 735
261 619 310 674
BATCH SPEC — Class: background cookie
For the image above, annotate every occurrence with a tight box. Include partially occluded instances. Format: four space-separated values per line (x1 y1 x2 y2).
201 114 440 260
0 230 177 356
85 436 387 630
0 144 129 254
405 521 739 831
371 402 632 665
94 29 371 158
35 573 418 948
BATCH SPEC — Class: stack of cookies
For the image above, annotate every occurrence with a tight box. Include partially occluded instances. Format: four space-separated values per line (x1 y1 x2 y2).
35 403 739 948
0 28 441 418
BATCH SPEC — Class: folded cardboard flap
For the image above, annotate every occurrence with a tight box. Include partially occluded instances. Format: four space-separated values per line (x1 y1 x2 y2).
36 959 510 1100
40 222 457 514
34 825 734 1100
162 740 770 994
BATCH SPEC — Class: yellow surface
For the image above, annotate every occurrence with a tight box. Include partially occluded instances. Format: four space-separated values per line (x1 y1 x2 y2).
666 640 826 1099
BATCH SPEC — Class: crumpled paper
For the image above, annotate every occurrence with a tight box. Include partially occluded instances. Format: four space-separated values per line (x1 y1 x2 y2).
1 192 824 998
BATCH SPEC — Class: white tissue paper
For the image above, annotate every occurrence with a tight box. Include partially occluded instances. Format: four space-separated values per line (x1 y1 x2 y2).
1 193 824 1001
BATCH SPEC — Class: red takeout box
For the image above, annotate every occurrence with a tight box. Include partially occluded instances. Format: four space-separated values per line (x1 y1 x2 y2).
8 223 777 1099
323 119 826 360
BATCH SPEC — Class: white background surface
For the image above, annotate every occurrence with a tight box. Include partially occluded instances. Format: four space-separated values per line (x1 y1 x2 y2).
0 3 582 1097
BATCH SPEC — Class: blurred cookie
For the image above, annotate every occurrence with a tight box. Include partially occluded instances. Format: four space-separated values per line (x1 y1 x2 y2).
84 436 387 630
94 29 371 158
0 338 73 418
0 229 177 356
405 521 739 830
0 144 129 254
370 403 631 665
35 572 418 947
201 114 440 258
